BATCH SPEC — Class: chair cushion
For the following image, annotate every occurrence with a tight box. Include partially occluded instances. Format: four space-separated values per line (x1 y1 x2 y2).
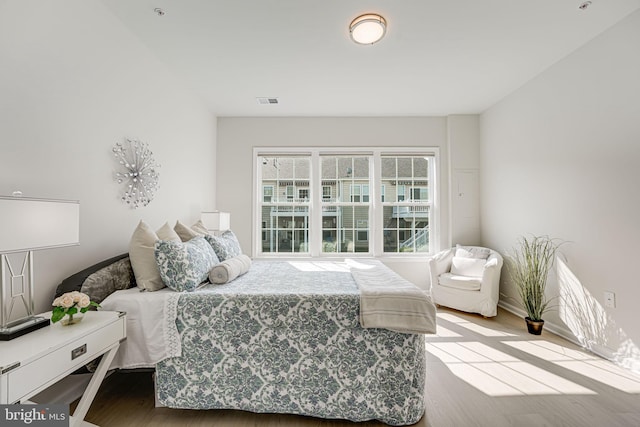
450 256 486 277
438 273 482 291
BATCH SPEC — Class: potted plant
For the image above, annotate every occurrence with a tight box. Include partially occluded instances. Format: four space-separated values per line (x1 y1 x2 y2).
509 235 561 335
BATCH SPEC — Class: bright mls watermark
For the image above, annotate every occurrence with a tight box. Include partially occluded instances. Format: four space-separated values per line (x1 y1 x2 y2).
1 404 68 426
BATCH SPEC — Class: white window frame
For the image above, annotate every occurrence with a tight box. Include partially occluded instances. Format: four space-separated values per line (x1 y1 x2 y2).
253 147 439 258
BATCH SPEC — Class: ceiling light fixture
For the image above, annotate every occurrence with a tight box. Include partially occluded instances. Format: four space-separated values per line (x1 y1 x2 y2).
349 14 387 45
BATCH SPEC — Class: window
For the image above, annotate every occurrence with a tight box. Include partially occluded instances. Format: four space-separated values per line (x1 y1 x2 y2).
258 156 310 254
349 184 369 203
255 149 437 256
263 185 274 203
397 185 406 202
382 156 431 253
286 185 294 201
349 184 361 202
411 187 428 201
322 186 332 201
322 156 370 253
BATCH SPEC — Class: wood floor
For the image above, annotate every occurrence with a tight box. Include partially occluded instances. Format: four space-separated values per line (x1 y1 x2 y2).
73 307 640 427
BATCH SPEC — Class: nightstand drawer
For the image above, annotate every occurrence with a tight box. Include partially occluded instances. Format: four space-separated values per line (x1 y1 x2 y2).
6 318 124 403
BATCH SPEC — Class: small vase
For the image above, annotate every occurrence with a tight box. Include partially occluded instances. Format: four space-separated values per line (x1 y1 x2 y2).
61 312 84 326
525 317 544 335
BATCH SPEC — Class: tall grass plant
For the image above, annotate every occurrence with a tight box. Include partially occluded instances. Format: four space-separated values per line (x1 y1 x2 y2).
510 235 561 321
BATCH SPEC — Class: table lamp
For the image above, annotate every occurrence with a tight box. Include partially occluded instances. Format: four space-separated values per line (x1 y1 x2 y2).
0 194 80 340
200 211 230 236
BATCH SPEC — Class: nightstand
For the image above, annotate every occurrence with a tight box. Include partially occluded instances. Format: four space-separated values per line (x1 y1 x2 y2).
0 310 126 427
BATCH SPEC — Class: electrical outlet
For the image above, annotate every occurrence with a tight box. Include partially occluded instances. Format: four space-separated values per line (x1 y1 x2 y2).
604 291 616 308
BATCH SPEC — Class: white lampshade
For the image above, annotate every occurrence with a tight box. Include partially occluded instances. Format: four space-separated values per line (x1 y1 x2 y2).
349 14 387 45
201 211 230 232
0 196 80 253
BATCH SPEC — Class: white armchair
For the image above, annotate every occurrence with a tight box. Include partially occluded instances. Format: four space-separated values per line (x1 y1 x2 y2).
428 245 503 317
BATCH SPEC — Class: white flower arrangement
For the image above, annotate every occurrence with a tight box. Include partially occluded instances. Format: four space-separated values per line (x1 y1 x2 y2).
51 291 99 324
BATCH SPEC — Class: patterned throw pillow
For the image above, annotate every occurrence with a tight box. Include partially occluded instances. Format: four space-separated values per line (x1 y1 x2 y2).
154 236 219 292
204 230 242 261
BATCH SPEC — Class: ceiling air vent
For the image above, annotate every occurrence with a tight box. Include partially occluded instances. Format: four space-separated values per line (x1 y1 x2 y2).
256 97 279 105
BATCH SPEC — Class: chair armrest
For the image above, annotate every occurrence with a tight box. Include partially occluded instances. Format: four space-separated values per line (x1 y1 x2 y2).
480 253 503 296
428 248 453 288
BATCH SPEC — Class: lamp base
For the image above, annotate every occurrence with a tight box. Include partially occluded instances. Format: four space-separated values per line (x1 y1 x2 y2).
0 316 50 341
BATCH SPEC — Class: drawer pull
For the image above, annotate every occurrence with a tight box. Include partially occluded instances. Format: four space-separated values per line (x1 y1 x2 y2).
71 344 87 360
1 362 20 374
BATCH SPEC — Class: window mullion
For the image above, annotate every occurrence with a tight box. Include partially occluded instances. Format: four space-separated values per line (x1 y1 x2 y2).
372 153 382 256
310 151 322 257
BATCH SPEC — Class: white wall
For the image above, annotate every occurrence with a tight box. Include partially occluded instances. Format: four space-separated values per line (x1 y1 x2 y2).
448 115 481 246
0 0 216 315
217 116 480 287
480 11 640 370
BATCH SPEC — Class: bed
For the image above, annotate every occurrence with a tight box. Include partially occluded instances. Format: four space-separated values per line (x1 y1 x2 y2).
79 257 435 425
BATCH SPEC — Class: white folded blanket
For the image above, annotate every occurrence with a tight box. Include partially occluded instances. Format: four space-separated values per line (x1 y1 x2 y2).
348 259 437 334
209 254 252 284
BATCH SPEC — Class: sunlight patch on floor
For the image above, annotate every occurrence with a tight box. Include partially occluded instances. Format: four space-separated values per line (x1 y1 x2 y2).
426 341 595 397
436 312 516 337
504 340 640 393
434 325 462 338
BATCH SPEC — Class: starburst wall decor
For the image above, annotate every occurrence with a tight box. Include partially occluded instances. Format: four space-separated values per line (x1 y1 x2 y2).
112 138 160 209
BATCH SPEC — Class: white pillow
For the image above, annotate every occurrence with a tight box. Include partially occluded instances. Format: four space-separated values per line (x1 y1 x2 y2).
455 245 490 260
450 256 486 278
129 221 181 291
209 254 252 284
174 220 210 242
190 219 209 235
174 220 201 242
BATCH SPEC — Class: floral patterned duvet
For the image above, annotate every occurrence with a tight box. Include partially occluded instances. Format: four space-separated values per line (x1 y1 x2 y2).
155 261 426 425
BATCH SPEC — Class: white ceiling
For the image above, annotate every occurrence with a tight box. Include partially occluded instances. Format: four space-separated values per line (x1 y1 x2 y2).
100 0 640 117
